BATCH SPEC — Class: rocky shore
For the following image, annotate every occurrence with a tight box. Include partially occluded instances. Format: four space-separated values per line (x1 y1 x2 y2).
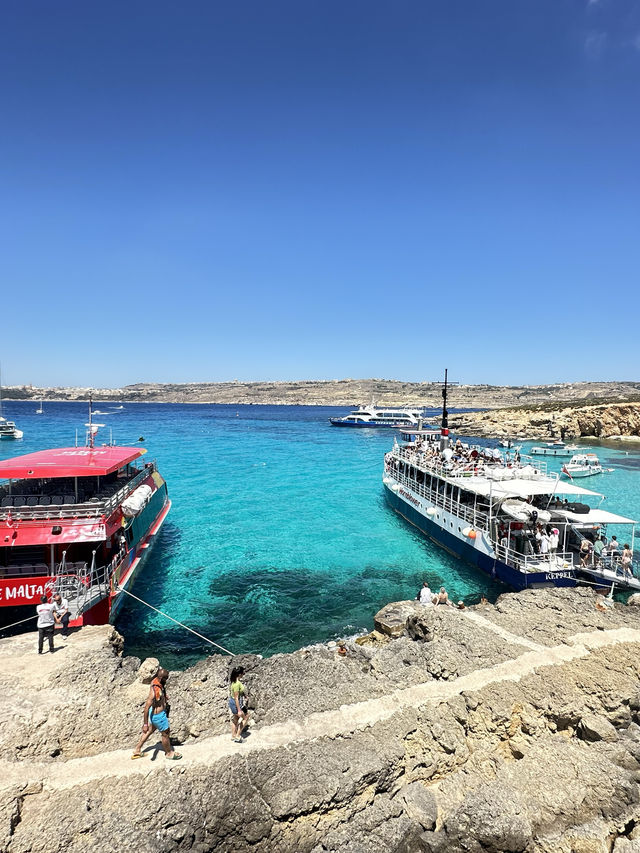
449 401 640 441
4 587 640 852
4 379 640 409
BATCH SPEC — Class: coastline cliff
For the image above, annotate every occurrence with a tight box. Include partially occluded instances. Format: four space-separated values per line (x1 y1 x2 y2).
449 401 640 441
4 587 640 852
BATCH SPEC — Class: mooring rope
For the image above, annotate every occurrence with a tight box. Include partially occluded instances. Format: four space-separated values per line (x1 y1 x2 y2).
115 585 236 656
0 614 38 633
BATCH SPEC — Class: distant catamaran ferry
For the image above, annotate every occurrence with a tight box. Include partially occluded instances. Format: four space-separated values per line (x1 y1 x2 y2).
0 405 170 627
330 404 425 428
382 372 638 591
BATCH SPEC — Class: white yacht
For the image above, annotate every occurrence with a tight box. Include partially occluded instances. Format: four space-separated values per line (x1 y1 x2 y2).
530 441 580 457
0 372 23 440
330 404 425 428
561 453 605 478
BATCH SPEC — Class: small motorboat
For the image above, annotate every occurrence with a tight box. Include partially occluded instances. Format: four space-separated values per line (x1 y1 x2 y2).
530 442 581 457
501 499 551 524
0 418 23 440
561 453 609 479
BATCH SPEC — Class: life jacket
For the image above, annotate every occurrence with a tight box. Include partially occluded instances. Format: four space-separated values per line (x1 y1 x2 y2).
151 676 166 711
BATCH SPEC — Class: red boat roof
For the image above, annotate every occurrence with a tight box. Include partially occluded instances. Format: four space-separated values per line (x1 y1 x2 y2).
0 447 146 479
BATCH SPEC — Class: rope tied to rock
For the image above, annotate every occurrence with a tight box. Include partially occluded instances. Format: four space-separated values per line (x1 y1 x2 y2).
115 585 236 656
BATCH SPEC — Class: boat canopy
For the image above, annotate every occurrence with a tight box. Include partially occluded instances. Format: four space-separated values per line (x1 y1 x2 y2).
553 508 636 525
451 477 602 500
0 447 146 480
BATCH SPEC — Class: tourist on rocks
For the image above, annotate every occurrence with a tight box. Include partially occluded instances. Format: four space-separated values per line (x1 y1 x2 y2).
132 667 182 760
417 582 435 605
52 592 70 638
229 666 249 743
36 594 58 654
436 586 454 607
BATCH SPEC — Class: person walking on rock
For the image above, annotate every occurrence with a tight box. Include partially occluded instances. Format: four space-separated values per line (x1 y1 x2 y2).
132 667 182 760
36 594 58 654
229 666 249 743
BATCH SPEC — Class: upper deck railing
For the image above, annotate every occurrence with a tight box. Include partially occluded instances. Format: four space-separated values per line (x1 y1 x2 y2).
389 444 551 483
0 461 157 523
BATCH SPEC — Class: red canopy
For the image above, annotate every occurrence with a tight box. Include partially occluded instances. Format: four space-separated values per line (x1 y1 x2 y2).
0 447 145 480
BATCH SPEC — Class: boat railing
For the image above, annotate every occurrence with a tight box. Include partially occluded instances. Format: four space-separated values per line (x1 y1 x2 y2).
390 446 550 481
497 544 576 574
50 551 122 616
386 467 490 532
0 461 156 522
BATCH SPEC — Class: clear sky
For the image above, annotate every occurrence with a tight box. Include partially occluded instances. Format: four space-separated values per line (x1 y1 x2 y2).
1 1 639 387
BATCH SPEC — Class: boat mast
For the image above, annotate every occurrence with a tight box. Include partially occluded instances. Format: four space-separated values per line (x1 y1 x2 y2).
88 395 95 448
440 369 450 451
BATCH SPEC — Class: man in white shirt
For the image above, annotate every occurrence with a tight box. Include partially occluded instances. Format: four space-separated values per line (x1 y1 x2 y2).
418 582 434 605
52 592 70 638
36 595 58 654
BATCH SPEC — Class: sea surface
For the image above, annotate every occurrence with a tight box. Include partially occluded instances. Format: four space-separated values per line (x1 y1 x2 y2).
1 400 640 667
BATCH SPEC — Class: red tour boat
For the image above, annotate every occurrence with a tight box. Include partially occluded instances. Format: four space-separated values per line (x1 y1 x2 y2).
0 416 170 628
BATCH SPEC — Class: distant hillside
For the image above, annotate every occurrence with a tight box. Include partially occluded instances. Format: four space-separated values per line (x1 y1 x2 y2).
4 379 640 409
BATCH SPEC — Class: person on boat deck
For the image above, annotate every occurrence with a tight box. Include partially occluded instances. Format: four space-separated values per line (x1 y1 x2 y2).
609 536 621 556
580 539 593 567
593 536 606 560
549 529 559 557
417 582 435 605
540 531 550 559
533 525 542 554
622 545 633 577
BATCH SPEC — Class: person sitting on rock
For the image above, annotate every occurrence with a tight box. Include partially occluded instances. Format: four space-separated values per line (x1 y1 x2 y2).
436 586 454 607
417 582 435 606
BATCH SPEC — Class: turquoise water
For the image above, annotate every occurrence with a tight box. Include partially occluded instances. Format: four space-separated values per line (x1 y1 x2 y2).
1 401 639 667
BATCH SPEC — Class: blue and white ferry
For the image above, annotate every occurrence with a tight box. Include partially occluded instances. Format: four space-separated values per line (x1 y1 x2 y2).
330 404 425 428
382 377 638 591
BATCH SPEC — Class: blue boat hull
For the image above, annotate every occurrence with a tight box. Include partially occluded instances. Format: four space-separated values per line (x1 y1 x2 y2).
329 419 408 428
383 485 577 591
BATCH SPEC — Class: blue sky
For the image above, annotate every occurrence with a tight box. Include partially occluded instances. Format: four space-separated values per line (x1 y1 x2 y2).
1 0 639 387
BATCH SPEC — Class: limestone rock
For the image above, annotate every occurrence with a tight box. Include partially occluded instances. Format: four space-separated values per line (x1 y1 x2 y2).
628 594 640 607
4 589 640 852
579 714 619 743
374 600 423 638
406 608 436 643
614 840 640 852
138 657 160 683
397 781 438 830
